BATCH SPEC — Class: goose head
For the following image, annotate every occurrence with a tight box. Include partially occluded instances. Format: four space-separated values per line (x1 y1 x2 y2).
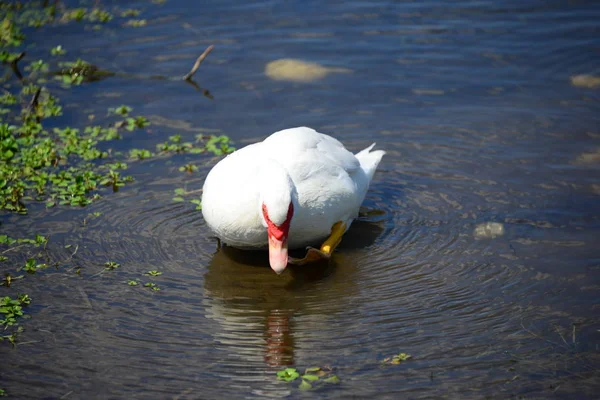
259 161 296 274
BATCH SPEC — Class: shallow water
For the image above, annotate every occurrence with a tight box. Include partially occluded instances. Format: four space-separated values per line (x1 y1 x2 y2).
2 0 600 398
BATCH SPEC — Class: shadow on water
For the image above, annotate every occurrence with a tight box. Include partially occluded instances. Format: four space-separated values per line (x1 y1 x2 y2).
203 219 385 368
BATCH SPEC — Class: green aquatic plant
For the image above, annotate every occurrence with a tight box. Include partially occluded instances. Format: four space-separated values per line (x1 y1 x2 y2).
104 261 120 270
144 270 162 277
298 380 312 391
0 325 23 347
87 8 112 23
100 169 133 190
172 188 203 209
0 85 141 213
50 45 66 56
144 282 160 291
323 375 340 383
381 352 412 365
125 19 147 28
109 105 132 116
120 9 141 18
0 294 30 327
277 368 300 382
190 199 202 210
84 126 121 141
130 149 153 160
179 163 198 173
56 58 104 86
158 134 196 153
26 59 49 73
200 134 235 155
20 258 48 274
0 15 24 47
277 366 340 390
125 116 149 131
0 234 47 246
62 8 86 22
172 188 186 202
0 92 17 105
1 273 24 287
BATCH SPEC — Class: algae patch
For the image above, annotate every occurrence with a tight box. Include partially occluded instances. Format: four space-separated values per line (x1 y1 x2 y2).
570 74 600 88
265 59 351 82
474 222 505 239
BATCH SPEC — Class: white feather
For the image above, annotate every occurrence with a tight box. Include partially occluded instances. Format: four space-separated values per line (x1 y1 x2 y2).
201 127 385 249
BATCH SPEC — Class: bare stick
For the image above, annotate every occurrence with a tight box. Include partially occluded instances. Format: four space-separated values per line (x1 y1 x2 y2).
28 87 42 116
183 45 214 81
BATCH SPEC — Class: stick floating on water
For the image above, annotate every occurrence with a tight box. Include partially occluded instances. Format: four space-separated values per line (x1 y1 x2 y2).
183 45 214 81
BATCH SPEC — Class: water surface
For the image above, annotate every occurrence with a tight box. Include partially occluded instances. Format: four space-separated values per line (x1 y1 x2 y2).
1 0 599 398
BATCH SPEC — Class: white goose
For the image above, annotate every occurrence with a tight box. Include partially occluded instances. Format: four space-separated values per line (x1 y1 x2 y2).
201 127 385 274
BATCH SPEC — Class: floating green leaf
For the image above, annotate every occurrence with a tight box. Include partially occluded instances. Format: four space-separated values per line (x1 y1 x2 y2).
125 19 147 28
0 294 31 327
277 368 300 382
50 45 67 56
323 375 340 384
382 352 412 365
144 282 160 291
20 258 48 274
104 261 120 270
190 199 202 210
302 374 319 381
298 380 312 391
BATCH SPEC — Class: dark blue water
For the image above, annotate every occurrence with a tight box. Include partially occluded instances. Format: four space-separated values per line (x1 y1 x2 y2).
1 0 599 398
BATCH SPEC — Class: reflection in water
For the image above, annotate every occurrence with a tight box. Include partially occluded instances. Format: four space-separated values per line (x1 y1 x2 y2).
264 309 294 367
203 220 384 368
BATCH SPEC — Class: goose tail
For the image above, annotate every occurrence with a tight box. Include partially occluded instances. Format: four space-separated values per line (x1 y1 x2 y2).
355 143 385 183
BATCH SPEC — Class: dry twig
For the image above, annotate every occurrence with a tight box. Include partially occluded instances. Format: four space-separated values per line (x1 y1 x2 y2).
183 44 214 81
27 87 42 116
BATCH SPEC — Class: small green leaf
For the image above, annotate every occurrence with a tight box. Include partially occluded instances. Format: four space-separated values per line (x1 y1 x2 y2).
172 197 185 202
298 380 312 391
302 374 319 381
277 368 300 382
305 367 321 373
104 261 120 270
323 375 340 384
190 199 202 210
